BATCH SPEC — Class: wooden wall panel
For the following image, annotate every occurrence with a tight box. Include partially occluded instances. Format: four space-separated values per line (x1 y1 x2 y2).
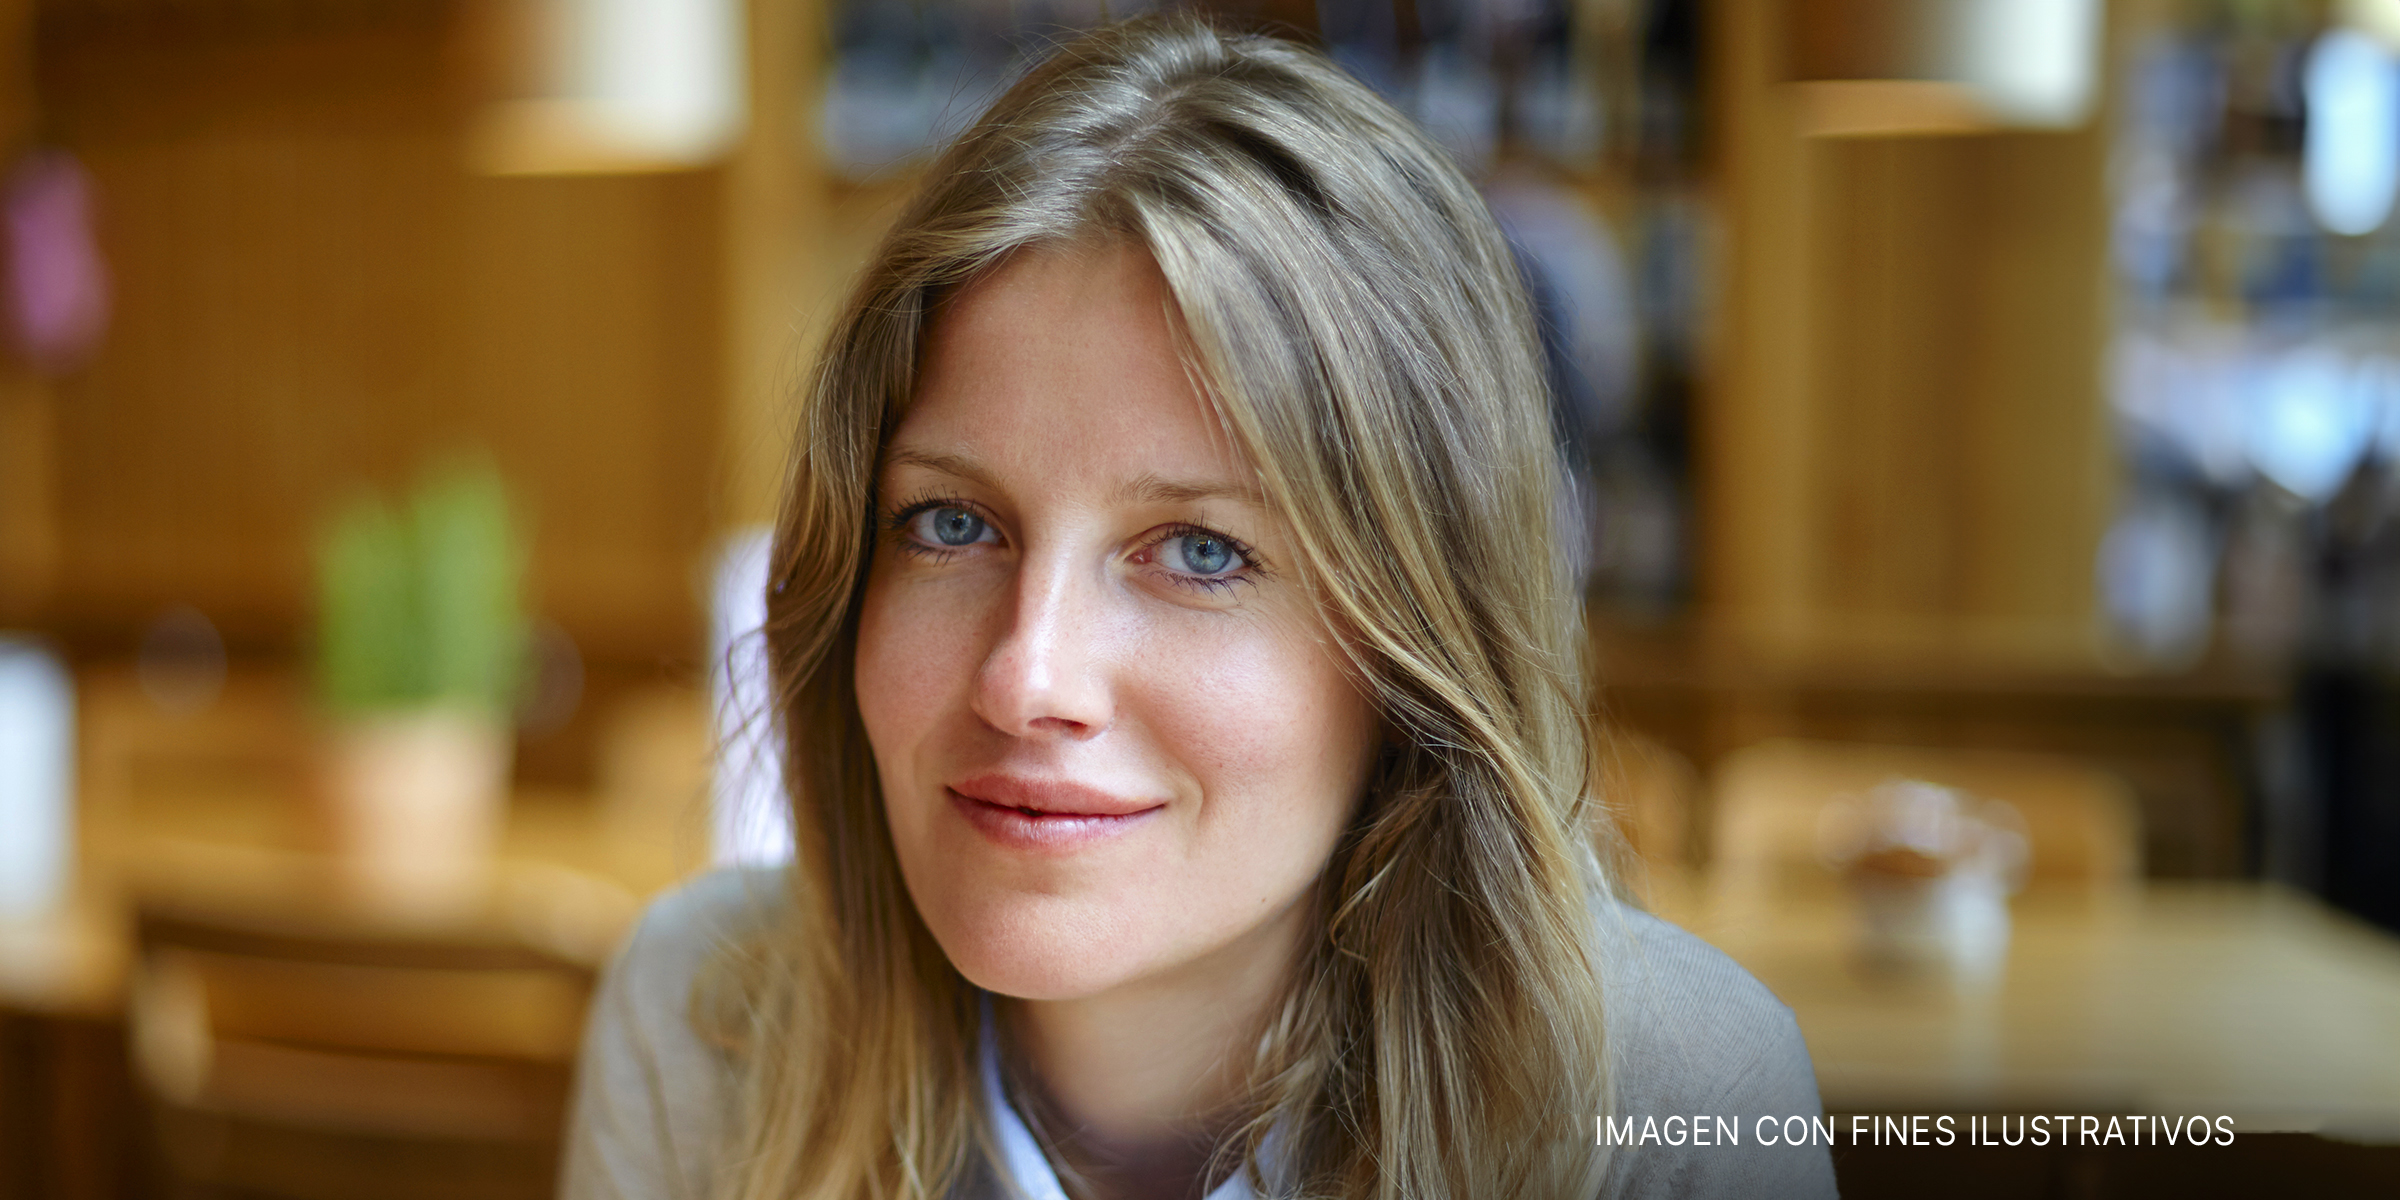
1 0 56 622
33 12 719 664
1704 0 2113 671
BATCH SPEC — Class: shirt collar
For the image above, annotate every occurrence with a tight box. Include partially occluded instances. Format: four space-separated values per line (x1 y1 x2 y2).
976 1001 1263 1200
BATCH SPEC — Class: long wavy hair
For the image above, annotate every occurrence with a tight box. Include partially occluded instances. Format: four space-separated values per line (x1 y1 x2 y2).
710 15 1617 1199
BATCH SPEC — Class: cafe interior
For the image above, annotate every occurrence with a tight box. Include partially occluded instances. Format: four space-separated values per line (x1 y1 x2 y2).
3 0 2400 1196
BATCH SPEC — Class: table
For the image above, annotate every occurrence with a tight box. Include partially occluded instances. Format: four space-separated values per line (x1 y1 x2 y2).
3 665 715 1020
1658 879 2400 1143
19 829 2400 1136
0 788 694 1019
0 789 697 1200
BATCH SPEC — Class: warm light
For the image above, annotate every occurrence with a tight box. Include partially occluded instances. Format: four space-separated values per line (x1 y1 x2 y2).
2303 29 2400 236
473 0 746 175
1791 0 2100 136
2343 0 2400 49
1957 0 2101 127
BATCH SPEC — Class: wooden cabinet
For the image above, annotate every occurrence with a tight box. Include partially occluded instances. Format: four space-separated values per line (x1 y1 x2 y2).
1702 0 2116 673
17 2 772 666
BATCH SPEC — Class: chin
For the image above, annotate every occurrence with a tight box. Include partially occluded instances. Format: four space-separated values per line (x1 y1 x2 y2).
919 887 1157 1001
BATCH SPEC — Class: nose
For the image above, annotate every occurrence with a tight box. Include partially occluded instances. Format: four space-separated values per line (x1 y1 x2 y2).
970 553 1112 739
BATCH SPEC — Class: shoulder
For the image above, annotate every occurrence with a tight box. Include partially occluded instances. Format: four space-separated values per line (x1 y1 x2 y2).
1595 901 1815 1113
618 866 788 994
590 866 787 1066
1594 901 1838 1199
562 867 788 1200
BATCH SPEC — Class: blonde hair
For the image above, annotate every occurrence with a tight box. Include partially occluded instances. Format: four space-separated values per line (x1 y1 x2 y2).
717 15 1615 1199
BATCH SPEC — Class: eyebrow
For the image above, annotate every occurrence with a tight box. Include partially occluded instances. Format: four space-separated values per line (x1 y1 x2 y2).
884 449 999 492
1116 472 1264 506
882 449 1265 506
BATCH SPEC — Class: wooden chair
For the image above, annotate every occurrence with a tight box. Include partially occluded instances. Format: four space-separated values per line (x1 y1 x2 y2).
1707 739 2142 912
127 898 598 1200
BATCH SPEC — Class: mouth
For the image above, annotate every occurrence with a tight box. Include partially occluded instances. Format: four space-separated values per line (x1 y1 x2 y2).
945 776 1165 849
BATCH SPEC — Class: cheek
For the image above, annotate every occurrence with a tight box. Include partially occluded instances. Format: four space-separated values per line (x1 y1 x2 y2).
1160 630 1376 858
854 570 981 780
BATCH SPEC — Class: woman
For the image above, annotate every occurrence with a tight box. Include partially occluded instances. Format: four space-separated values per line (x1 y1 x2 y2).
566 16 1833 1200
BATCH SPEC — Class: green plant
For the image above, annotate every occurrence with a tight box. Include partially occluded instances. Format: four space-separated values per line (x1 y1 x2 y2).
316 455 526 715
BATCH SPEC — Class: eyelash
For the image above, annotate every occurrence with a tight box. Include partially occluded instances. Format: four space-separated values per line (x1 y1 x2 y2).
1143 522 1267 593
880 494 1269 591
883 491 977 565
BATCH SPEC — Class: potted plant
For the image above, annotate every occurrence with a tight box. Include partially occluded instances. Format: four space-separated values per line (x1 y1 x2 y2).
315 455 525 909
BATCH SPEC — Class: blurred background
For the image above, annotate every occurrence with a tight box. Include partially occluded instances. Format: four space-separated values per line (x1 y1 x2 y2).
3 0 2400 1196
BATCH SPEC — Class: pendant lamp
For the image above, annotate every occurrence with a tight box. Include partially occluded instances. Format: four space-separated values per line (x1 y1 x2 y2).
471 0 747 174
1789 0 2101 137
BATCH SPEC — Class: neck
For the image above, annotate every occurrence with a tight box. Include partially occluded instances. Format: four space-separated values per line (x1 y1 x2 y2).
998 897 1307 1200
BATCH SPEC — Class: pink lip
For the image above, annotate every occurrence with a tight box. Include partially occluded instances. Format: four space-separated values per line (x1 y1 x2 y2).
946 775 1164 851
950 774 1162 817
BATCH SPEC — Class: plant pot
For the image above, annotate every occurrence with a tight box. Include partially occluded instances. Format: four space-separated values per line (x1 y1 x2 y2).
322 706 512 914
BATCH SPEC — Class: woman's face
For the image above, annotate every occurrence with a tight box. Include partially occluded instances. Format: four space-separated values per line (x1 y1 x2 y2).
855 243 1379 1003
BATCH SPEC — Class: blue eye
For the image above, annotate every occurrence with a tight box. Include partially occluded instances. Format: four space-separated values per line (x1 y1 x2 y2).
1162 530 1242 576
907 505 989 548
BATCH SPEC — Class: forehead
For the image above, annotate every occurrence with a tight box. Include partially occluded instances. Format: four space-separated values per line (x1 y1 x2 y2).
895 243 1246 487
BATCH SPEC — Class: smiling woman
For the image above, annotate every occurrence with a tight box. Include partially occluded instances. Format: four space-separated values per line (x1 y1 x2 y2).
860 244 1380 1027
563 15 1833 1200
